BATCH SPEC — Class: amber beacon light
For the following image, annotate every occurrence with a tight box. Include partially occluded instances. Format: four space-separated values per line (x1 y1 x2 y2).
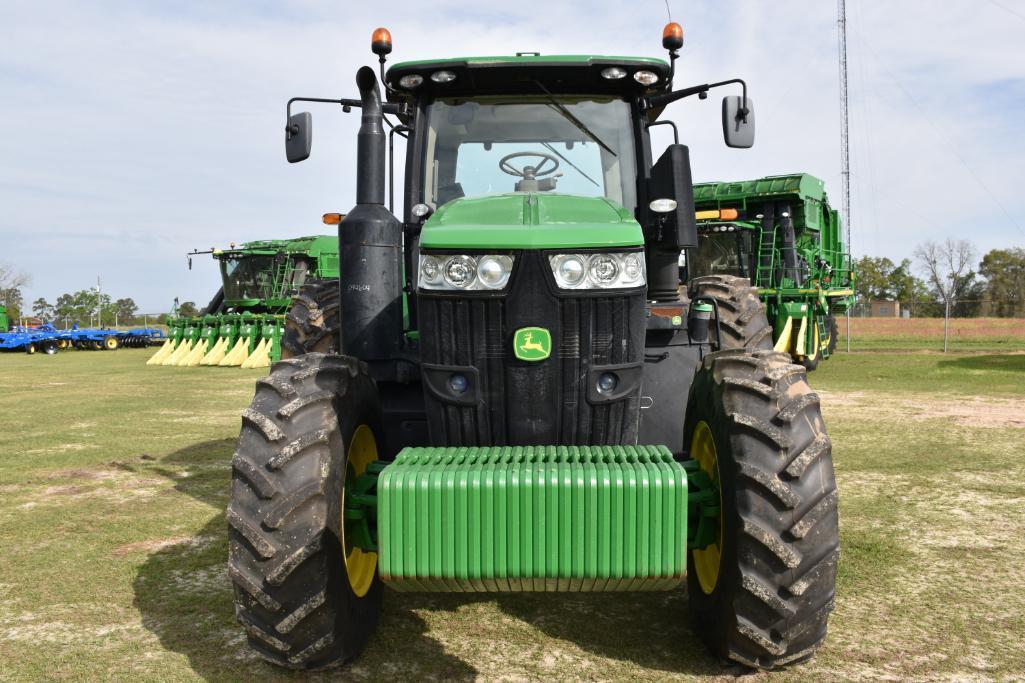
371 27 393 56
662 22 684 50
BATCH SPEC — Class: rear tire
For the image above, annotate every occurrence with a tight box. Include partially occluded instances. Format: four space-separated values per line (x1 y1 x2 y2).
25 343 36 355
683 349 839 669
281 279 340 359
103 336 119 350
228 353 383 669
688 275 774 351
42 340 59 355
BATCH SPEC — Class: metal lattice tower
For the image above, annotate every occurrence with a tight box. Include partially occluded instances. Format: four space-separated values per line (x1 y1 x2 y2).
837 0 853 348
837 0 851 261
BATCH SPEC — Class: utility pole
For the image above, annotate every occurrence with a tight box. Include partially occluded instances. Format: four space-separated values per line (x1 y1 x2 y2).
95 276 102 328
837 0 853 353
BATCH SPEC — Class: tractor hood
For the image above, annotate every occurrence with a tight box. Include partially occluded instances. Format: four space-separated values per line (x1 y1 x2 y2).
419 194 643 250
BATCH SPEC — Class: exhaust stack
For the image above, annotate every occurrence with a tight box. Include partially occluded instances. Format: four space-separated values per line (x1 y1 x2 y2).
338 67 403 361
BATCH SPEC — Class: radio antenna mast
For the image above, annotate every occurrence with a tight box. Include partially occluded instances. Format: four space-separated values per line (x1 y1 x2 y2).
837 0 853 351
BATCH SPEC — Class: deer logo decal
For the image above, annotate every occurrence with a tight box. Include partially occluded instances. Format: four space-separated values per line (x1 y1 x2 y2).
513 327 552 361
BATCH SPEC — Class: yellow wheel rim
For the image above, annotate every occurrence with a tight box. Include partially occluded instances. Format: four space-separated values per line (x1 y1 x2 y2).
342 424 378 598
104 337 117 349
690 420 724 595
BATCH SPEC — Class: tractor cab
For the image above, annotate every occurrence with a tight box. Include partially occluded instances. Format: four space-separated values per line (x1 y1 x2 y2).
385 55 672 212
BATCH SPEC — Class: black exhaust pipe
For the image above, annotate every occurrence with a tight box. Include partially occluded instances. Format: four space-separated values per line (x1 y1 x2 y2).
338 66 403 361
355 66 386 205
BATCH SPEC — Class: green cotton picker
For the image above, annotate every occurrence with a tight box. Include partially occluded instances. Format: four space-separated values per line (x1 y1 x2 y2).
689 174 855 369
147 235 339 368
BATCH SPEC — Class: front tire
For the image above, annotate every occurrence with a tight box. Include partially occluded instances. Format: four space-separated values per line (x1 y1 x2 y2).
683 349 839 669
228 353 384 669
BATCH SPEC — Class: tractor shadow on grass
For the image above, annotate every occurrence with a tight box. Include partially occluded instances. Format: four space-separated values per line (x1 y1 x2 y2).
131 438 476 681
937 354 1025 373
494 590 725 676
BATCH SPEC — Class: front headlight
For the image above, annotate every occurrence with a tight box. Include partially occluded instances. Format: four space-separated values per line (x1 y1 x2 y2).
419 254 515 291
548 252 647 290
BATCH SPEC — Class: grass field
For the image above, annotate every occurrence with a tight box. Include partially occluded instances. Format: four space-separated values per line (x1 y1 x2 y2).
1 347 1024 681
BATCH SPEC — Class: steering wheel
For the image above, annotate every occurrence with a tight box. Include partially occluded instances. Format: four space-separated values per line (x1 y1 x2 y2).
499 151 560 180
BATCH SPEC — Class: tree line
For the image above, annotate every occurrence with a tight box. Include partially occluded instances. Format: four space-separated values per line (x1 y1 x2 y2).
31 291 143 327
854 242 1024 318
0 264 170 327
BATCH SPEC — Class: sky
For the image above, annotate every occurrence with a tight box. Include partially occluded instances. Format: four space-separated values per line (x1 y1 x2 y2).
2 0 1024 313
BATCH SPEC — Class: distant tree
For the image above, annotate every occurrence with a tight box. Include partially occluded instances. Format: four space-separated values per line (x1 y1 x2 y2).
914 239 976 351
853 256 897 302
0 287 24 320
113 297 138 324
54 289 109 326
952 271 985 317
32 297 55 321
886 258 935 316
176 301 199 318
978 248 1025 318
0 264 29 320
0 263 29 290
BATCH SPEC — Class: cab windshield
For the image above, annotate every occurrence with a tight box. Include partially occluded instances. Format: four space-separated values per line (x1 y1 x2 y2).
424 96 637 211
691 232 747 278
220 256 274 301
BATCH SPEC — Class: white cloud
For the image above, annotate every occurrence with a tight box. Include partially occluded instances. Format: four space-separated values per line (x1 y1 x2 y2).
1 0 1022 311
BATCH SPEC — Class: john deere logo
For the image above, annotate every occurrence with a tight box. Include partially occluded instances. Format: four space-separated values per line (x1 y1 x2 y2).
513 327 551 361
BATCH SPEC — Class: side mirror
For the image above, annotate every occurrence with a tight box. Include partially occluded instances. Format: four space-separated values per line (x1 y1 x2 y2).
285 112 313 163
722 95 755 148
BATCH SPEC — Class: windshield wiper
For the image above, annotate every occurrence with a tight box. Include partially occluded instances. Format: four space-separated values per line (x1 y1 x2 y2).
540 141 599 188
534 80 617 157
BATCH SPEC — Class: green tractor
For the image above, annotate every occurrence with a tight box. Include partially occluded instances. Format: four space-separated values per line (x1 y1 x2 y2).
228 25 839 671
688 174 855 369
0 305 8 333
148 235 339 367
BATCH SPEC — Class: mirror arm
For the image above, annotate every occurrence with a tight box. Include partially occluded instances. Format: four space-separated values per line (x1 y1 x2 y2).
646 120 679 145
643 78 748 120
285 96 403 137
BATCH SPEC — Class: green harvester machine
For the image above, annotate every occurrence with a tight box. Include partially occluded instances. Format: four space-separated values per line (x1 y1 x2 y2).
0 305 8 333
147 236 338 368
689 174 855 369
227 25 839 671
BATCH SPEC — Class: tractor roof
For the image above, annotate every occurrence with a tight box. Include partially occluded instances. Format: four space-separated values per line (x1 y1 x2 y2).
214 235 337 257
386 55 671 100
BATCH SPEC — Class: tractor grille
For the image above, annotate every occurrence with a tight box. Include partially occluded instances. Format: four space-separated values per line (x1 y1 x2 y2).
418 251 646 446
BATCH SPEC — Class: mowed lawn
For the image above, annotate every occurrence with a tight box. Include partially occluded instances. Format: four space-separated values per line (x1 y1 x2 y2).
0 347 1024 681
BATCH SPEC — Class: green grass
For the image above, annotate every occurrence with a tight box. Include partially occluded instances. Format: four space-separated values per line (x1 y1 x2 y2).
0 347 1023 680
812 352 1025 395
